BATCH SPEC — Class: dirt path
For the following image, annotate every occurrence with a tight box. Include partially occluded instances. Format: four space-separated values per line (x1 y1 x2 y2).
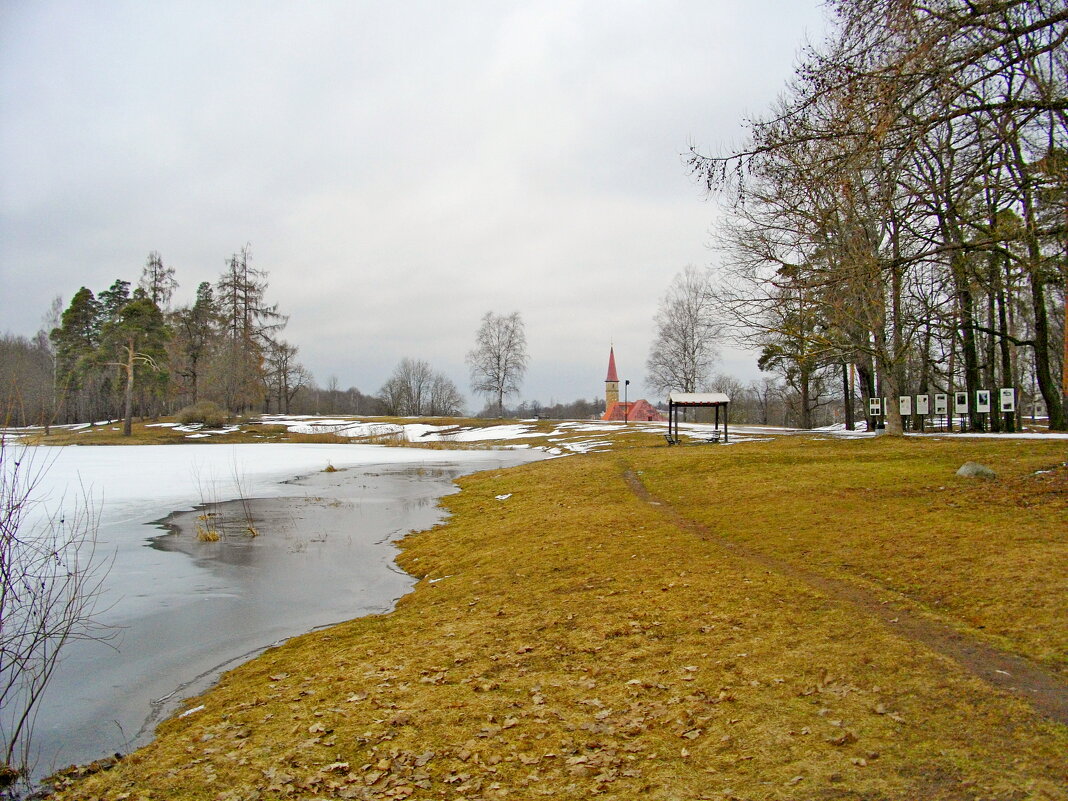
622 468 1068 726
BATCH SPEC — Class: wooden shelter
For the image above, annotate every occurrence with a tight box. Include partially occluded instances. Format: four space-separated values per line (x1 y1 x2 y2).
666 392 730 444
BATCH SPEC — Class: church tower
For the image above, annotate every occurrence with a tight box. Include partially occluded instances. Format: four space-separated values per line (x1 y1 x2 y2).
605 347 619 410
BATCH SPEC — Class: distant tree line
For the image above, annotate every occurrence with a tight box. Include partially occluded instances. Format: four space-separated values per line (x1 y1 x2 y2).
0 247 311 430
3 276 543 428
688 0 1065 433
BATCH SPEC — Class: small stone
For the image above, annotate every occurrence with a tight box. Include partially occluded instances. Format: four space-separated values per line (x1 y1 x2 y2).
956 461 996 479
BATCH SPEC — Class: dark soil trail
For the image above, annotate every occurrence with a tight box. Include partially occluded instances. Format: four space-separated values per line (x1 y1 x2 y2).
622 468 1068 726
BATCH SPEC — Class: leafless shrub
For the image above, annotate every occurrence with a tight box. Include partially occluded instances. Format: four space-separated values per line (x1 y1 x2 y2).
0 433 113 792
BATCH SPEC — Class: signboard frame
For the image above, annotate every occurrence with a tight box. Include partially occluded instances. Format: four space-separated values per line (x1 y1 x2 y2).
999 387 1015 413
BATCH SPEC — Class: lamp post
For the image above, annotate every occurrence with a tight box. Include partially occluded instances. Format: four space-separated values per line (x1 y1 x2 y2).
624 380 630 425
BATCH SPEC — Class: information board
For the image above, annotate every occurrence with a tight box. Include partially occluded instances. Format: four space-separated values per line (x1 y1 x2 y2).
934 394 948 415
999 387 1015 413
899 396 912 416
975 390 991 413
868 397 882 417
916 394 930 415
954 391 969 414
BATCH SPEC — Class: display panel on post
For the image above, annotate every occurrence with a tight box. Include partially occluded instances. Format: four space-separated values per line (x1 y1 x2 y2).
999 388 1015 413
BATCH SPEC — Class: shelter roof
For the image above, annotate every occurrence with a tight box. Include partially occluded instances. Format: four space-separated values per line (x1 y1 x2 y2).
668 392 730 406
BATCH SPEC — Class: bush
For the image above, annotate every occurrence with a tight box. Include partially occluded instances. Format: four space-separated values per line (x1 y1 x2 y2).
176 401 228 427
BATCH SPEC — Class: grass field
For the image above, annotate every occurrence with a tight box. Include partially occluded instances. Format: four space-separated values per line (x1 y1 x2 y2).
50 433 1067 800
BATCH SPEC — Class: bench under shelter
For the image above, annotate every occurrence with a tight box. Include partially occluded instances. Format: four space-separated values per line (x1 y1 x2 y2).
665 392 731 444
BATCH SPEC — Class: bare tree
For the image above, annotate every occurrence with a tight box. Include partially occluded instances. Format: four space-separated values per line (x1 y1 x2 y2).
0 434 111 789
690 0 1067 431
264 340 309 415
380 358 434 416
211 245 288 413
138 251 177 310
466 312 528 417
428 373 464 416
646 266 721 397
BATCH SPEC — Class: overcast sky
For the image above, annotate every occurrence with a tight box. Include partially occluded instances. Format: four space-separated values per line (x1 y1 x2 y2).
0 1 827 409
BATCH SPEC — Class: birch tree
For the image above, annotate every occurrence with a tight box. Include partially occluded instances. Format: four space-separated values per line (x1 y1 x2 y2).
466 312 528 417
645 266 720 397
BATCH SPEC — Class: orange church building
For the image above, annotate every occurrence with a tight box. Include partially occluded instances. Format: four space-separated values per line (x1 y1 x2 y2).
601 347 665 422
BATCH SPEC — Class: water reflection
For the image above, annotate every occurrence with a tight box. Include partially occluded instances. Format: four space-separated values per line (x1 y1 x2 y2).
28 454 542 777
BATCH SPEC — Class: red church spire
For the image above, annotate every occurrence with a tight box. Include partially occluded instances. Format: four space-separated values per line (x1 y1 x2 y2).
606 347 618 382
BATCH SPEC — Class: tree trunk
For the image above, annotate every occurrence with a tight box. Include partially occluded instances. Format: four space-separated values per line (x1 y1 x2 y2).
985 274 1001 432
842 363 854 430
799 362 812 429
996 278 1014 433
1011 135 1065 430
1062 288 1067 428
950 257 982 432
880 366 902 435
123 343 135 437
857 357 875 432
1030 268 1065 429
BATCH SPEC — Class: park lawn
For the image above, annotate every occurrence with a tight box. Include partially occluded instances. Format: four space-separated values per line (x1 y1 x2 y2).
54 436 1067 800
630 436 1068 676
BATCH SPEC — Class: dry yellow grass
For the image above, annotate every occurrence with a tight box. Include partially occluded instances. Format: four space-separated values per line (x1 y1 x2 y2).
633 436 1068 675
52 435 1067 800
21 415 565 448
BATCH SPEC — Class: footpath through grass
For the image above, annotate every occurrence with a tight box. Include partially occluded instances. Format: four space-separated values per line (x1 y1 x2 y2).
54 435 1067 800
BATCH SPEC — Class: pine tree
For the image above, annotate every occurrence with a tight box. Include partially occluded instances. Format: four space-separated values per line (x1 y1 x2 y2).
50 287 102 422
99 292 169 435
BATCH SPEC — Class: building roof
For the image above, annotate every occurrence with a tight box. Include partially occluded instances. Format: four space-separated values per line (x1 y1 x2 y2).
668 392 731 406
603 399 665 422
606 347 618 382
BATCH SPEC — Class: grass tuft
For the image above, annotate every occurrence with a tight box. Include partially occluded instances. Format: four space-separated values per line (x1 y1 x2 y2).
195 525 220 542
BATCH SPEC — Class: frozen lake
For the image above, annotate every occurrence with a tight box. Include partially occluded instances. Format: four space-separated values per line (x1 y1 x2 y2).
5 442 546 778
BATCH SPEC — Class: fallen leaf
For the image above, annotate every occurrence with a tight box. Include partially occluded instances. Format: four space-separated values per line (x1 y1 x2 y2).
828 730 858 747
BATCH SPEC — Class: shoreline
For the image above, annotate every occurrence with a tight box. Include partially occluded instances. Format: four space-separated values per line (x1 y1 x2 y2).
26 448 547 787
47 436 1068 800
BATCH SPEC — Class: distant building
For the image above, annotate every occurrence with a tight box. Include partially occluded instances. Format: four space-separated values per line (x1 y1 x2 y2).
601 347 665 422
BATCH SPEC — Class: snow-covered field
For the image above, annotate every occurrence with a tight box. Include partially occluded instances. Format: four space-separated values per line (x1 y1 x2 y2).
259 414 1068 444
